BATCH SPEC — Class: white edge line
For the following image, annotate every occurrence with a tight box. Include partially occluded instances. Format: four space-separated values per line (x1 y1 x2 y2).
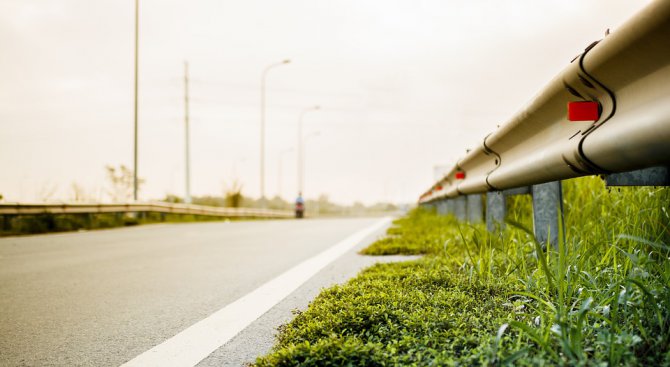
120 217 392 367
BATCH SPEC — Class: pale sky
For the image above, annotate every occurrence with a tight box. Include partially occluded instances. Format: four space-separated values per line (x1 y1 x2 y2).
0 0 652 204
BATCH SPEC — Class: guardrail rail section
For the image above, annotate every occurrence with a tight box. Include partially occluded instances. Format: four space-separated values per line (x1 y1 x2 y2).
419 0 670 247
0 202 293 226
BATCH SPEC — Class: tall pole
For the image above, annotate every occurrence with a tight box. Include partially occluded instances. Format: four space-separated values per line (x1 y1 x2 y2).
297 106 320 194
184 61 191 204
260 59 290 207
133 0 140 201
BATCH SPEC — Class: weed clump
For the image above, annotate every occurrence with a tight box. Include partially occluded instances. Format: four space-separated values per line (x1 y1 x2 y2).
256 177 670 366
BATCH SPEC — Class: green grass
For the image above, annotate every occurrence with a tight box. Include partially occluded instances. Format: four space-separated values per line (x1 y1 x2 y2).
255 177 670 366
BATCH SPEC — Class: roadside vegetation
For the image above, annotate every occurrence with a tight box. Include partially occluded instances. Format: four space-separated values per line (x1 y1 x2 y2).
0 212 238 236
255 176 670 366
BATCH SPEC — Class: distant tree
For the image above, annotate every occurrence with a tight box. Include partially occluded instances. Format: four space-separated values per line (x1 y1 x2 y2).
37 182 59 202
105 165 144 202
351 201 365 214
316 194 335 214
368 202 399 212
268 195 291 210
224 179 244 208
193 195 226 207
69 182 91 202
163 194 184 203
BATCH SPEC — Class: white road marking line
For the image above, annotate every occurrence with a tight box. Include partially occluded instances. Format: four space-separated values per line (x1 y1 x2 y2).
120 217 392 367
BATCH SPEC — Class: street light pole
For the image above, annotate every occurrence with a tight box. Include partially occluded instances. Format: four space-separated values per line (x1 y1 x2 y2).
133 0 140 201
297 106 320 195
183 61 191 204
260 59 290 207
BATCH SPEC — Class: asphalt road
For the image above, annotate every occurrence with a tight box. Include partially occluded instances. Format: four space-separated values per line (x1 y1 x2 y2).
0 217 391 366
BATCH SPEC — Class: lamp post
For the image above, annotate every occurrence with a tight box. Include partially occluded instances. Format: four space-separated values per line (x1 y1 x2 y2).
297 105 320 195
183 60 191 204
260 59 290 207
133 0 140 201
277 148 294 199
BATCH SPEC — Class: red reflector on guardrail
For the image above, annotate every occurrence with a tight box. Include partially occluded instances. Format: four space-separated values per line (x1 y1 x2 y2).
455 172 465 180
568 101 599 121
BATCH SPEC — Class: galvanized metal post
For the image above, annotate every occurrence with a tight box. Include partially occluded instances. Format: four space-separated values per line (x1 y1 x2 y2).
531 181 563 249
466 194 483 223
445 199 455 216
436 200 448 216
486 191 506 232
453 196 467 221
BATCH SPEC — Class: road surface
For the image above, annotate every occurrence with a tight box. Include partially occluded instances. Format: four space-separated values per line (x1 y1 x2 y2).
0 217 394 366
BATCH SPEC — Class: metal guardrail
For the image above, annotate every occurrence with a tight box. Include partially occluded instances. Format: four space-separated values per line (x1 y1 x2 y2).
0 202 294 219
420 0 670 204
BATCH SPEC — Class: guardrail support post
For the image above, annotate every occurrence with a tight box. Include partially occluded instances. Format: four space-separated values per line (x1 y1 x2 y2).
531 181 563 249
466 194 483 223
445 199 455 216
436 200 448 216
486 191 505 232
453 196 467 221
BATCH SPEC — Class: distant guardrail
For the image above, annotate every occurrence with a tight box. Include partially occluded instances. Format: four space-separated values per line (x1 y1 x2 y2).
0 202 293 219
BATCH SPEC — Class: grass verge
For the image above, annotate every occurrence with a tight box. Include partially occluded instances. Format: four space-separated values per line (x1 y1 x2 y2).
255 177 670 366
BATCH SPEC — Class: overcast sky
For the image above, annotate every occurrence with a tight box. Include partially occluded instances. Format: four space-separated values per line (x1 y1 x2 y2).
0 0 652 204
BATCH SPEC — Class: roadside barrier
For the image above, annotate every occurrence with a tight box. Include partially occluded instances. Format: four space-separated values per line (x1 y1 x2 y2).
419 1 670 247
0 202 293 219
